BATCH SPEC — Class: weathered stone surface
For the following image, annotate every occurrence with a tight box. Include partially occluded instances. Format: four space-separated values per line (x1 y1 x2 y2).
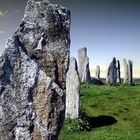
14 0 71 88
78 47 91 82
95 65 100 80
0 0 70 139
106 57 117 85
116 60 121 83
65 57 80 118
123 59 129 84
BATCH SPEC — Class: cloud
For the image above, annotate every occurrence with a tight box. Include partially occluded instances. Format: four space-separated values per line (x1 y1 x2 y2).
0 10 8 17
13 10 19 13
5 10 8 15
0 30 4 34
0 11 4 17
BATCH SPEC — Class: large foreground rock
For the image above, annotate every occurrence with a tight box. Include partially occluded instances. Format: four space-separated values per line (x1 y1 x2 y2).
65 58 80 118
78 47 91 82
0 0 70 139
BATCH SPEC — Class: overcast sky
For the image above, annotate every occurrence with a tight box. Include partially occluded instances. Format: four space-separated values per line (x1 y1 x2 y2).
0 0 140 77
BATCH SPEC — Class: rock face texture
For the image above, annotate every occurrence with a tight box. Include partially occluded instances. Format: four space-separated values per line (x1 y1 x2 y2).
0 0 70 140
65 58 80 119
106 57 117 85
123 59 129 84
116 60 121 83
78 47 91 82
95 65 100 80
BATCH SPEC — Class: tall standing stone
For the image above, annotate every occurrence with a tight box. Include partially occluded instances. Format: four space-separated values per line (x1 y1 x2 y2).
116 60 121 83
106 67 109 84
95 65 100 80
123 59 133 84
123 59 129 84
106 57 117 84
65 57 80 119
128 60 133 84
78 47 91 82
0 1 71 140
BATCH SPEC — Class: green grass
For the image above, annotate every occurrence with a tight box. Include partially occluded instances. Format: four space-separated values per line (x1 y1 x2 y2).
59 83 140 140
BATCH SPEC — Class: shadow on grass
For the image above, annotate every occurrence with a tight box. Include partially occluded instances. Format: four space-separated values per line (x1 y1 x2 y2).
90 78 104 85
89 115 117 128
79 109 118 131
63 110 118 132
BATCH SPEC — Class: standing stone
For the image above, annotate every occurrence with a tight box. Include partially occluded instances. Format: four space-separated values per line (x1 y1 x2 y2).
78 47 91 82
0 1 70 140
106 67 109 84
95 65 100 80
116 60 121 83
92 65 103 85
65 57 80 119
123 59 129 84
78 47 87 80
128 60 133 84
106 57 117 85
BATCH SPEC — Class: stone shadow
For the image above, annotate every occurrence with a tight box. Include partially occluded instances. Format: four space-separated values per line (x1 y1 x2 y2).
90 78 104 85
89 115 117 128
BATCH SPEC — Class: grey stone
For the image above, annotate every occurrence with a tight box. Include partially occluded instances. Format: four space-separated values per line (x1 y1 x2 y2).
106 57 117 85
123 59 129 84
106 68 109 84
116 60 121 83
65 57 80 119
78 47 91 82
0 0 70 140
15 0 71 88
123 59 133 84
95 65 100 80
128 60 133 84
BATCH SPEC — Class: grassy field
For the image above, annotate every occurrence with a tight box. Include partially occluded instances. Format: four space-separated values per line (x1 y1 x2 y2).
59 83 140 140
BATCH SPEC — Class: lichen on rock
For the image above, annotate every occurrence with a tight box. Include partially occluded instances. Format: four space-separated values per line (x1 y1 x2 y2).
0 0 70 139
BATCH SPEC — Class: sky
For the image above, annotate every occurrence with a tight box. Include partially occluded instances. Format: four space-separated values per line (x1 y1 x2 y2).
0 0 140 78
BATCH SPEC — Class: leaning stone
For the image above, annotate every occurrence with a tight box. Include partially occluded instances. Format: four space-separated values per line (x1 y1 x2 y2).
65 57 80 119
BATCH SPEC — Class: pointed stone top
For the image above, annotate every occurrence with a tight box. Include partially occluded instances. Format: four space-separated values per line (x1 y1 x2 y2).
112 57 116 63
128 60 133 63
78 47 87 52
96 65 100 68
78 47 87 58
123 59 128 66
69 57 78 71
116 60 120 68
